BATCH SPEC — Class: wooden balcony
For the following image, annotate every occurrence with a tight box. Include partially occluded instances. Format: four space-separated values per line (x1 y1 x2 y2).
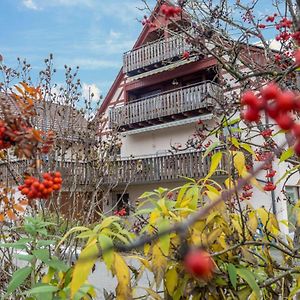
109 81 220 131
103 149 226 185
0 149 226 187
123 33 192 76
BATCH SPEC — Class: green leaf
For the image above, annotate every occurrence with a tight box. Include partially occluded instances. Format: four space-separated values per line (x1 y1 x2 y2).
15 254 34 262
0 238 32 250
237 268 260 297
280 147 294 162
27 285 59 294
32 249 50 261
33 249 68 271
98 234 114 269
158 218 170 256
36 240 56 247
7 266 32 294
227 263 237 289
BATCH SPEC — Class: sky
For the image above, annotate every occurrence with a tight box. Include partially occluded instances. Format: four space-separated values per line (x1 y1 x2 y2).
0 0 284 105
0 0 155 103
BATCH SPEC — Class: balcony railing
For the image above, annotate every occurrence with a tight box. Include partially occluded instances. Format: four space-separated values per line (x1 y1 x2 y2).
123 33 191 75
109 81 220 130
103 149 226 184
0 149 226 187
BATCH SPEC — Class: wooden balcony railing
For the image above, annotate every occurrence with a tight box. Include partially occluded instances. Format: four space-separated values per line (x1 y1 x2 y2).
103 149 226 184
109 81 220 130
123 33 191 75
0 149 226 187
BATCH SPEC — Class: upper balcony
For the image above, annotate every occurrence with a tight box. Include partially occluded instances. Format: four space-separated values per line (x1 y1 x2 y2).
123 33 192 76
109 81 220 131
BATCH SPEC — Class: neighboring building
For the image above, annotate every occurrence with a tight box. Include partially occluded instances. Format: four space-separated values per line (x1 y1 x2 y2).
0 94 100 218
98 1 300 234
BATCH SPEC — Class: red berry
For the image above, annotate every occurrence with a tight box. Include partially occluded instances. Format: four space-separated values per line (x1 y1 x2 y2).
275 114 294 130
261 83 279 100
276 91 295 111
243 108 260 122
266 103 279 119
241 91 259 107
21 188 30 195
184 250 215 279
53 184 60 191
32 181 40 189
53 177 63 184
43 173 52 180
54 171 61 178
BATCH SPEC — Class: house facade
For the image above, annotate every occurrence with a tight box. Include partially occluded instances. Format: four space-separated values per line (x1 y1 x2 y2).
99 2 299 234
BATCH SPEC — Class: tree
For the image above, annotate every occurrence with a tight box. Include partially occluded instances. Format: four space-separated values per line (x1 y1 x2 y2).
2 0 300 299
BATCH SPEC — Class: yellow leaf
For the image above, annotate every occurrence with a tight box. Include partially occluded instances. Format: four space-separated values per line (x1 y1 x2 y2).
112 253 132 300
149 211 160 226
208 228 222 245
225 177 234 189
206 152 222 178
247 211 258 233
165 267 178 296
151 244 167 288
56 226 89 250
71 238 98 298
42 267 56 284
233 151 246 176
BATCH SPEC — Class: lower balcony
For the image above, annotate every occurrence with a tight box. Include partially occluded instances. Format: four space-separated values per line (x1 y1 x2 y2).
102 149 226 185
0 149 226 187
109 81 221 131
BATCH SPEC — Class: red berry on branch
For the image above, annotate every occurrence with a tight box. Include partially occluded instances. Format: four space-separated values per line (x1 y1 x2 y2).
261 83 279 101
243 108 260 122
276 91 295 112
184 250 215 279
275 114 294 130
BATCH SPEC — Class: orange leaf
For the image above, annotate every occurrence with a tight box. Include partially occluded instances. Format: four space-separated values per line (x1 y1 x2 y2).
32 129 44 142
7 209 16 220
19 199 28 205
0 214 4 222
13 204 25 212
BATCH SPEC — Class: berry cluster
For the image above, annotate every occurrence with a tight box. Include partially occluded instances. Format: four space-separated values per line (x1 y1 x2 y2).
261 128 273 138
161 4 182 19
184 250 215 279
266 14 277 22
241 83 300 155
18 172 63 200
264 182 276 191
0 121 15 150
141 16 156 28
240 184 253 201
113 207 127 217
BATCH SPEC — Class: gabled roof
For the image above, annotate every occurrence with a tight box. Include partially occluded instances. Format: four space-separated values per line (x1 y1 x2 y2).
98 0 184 115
